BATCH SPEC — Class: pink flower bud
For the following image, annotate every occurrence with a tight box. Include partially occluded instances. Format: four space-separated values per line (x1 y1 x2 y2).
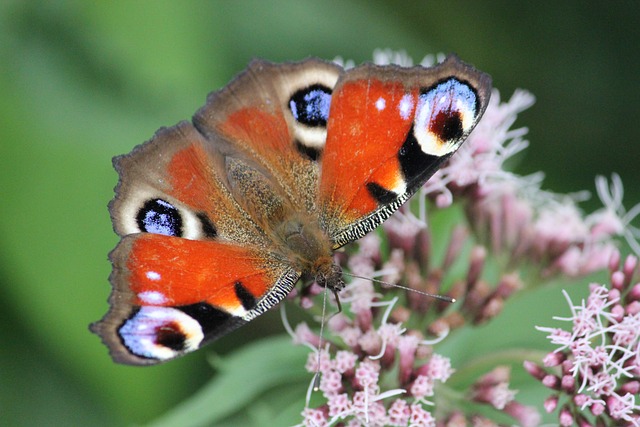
523 360 546 380
559 406 574 426
544 395 558 413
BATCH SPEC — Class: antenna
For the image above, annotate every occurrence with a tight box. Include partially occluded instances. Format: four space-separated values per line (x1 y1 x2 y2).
313 284 330 392
342 272 456 303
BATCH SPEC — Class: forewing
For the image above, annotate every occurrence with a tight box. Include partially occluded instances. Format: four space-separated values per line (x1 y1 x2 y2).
193 59 342 215
318 56 492 247
109 121 269 246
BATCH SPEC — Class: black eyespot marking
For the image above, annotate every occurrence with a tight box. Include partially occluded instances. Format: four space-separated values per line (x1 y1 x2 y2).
136 199 183 237
234 281 257 311
177 302 232 339
295 139 321 161
366 182 398 205
289 84 332 127
196 212 217 238
155 322 187 351
430 109 463 142
398 126 444 192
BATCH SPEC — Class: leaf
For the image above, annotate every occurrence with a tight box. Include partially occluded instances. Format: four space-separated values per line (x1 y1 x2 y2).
147 335 310 427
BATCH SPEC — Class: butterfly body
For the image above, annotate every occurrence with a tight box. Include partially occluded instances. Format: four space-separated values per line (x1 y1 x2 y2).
92 56 491 365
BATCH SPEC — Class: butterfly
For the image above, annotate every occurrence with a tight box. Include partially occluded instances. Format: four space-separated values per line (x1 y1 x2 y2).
91 55 491 365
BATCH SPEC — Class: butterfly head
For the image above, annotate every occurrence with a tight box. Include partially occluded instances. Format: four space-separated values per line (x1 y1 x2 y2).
277 216 345 292
313 259 345 293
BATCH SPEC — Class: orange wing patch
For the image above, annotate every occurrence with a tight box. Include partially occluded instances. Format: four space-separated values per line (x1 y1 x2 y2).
219 107 292 155
320 79 416 220
167 142 219 213
124 234 274 315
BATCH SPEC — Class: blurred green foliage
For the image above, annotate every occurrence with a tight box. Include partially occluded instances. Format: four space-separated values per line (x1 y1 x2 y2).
1 1 638 425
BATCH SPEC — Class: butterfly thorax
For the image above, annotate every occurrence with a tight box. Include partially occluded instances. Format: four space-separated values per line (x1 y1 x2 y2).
276 216 345 293
225 154 344 292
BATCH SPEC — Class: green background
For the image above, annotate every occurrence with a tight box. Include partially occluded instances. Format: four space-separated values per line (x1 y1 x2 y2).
1 1 638 425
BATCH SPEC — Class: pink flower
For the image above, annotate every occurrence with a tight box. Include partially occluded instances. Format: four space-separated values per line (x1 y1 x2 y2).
503 401 541 427
302 407 327 427
471 366 517 410
333 350 358 374
387 399 410 426
327 393 350 417
354 360 380 389
409 375 434 400
530 251 640 425
319 369 343 396
294 322 321 348
424 353 453 382
408 403 435 427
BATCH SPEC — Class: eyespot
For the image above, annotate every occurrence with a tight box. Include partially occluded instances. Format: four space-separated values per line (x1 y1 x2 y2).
288 84 333 159
126 195 216 240
413 78 479 157
136 199 183 237
289 84 332 127
118 306 204 360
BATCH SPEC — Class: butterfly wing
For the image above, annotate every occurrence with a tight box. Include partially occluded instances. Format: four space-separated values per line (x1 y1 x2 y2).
317 56 492 247
94 233 298 365
193 59 342 217
91 122 299 365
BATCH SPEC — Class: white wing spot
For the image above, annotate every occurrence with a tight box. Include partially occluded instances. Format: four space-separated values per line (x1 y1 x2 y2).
146 271 161 281
398 94 414 120
375 97 386 111
138 290 168 305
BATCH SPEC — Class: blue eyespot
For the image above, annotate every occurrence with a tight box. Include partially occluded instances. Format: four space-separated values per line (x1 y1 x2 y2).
118 306 204 360
289 84 332 127
413 78 479 156
136 198 183 237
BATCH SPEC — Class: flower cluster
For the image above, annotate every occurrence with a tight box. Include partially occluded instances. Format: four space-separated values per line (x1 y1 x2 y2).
291 276 539 427
290 236 458 426
298 328 447 427
422 89 628 279
529 251 640 426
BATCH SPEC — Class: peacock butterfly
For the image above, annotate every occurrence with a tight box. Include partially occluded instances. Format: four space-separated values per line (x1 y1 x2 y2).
91 56 492 365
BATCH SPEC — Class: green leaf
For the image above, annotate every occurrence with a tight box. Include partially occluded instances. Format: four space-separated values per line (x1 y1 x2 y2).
147 335 309 427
